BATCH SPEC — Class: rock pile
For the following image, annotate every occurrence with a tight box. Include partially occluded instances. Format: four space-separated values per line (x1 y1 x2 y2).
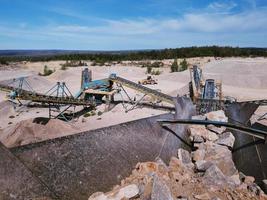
88 110 267 200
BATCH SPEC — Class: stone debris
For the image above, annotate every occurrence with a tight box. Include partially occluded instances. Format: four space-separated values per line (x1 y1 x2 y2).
205 110 228 122
195 160 213 172
89 110 267 200
191 115 207 121
203 164 230 188
205 110 228 134
151 175 173 200
193 135 204 143
89 184 139 200
216 132 235 149
188 125 219 142
192 149 205 162
177 148 192 165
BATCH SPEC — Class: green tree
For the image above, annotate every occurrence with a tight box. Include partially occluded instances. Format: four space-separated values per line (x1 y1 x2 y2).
171 59 179 72
146 65 152 74
42 65 54 76
180 59 188 71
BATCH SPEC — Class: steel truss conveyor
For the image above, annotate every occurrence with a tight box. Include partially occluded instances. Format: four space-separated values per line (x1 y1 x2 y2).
109 74 174 105
0 83 94 107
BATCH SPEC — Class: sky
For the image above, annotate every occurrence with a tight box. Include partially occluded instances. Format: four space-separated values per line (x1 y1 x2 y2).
0 0 266 50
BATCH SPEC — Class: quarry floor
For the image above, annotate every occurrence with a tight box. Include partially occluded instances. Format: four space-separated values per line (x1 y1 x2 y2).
0 57 267 148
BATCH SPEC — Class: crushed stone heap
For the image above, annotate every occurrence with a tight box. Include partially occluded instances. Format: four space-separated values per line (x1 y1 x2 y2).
89 110 267 200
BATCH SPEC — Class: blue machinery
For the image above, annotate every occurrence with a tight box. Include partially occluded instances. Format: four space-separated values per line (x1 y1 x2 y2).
1 66 267 119
189 65 223 113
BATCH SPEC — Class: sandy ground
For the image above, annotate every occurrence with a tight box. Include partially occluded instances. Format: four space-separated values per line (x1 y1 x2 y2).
0 57 267 147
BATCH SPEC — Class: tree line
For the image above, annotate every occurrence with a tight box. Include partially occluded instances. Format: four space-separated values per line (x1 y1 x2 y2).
0 46 266 63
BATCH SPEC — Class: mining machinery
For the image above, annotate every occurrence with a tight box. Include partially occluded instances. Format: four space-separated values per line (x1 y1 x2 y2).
189 65 223 113
0 68 176 119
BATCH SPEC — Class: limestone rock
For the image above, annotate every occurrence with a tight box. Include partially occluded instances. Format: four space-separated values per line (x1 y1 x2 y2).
205 110 228 134
203 142 237 176
194 193 210 200
216 132 235 149
229 174 241 186
191 115 206 120
89 184 139 200
88 192 107 200
205 130 219 141
244 176 255 184
203 165 229 188
151 175 173 200
177 148 192 165
192 149 205 162
188 125 206 137
193 135 204 143
195 160 213 172
206 125 226 134
205 110 228 122
188 125 218 141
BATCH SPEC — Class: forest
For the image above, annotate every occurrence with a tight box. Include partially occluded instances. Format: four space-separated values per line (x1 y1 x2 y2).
0 46 266 64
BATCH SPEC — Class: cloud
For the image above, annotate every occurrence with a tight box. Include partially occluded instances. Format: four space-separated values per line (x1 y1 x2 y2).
207 1 237 12
0 3 267 49
51 7 267 35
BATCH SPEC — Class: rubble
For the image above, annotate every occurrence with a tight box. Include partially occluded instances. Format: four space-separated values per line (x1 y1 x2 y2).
192 149 205 162
188 125 219 142
205 110 228 134
89 184 139 200
151 175 173 200
88 110 267 200
195 160 213 172
216 132 235 149
177 148 192 164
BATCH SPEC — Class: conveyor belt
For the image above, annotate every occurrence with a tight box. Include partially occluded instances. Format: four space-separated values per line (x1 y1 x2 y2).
109 75 174 105
158 119 267 141
0 83 94 107
242 99 267 106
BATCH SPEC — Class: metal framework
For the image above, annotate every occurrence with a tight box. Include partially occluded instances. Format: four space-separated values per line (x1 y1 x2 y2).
45 82 76 121
158 119 267 141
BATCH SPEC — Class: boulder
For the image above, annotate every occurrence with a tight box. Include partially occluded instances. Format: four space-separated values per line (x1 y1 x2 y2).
177 149 192 165
229 174 241 186
88 192 107 200
151 175 173 200
205 110 228 122
193 135 204 143
191 115 206 120
203 165 228 188
216 132 235 149
192 149 205 162
188 125 207 137
88 184 139 200
195 160 213 172
188 125 219 141
205 110 228 134
206 125 226 134
244 176 255 184
203 142 237 176
204 130 219 141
